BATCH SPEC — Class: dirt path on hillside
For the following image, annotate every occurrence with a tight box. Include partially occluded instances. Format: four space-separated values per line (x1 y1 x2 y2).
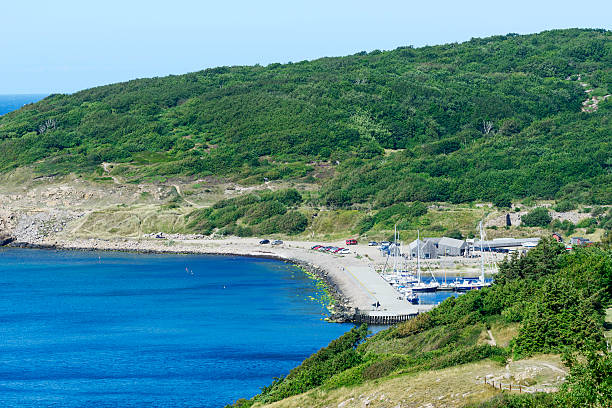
101 163 120 184
172 184 201 207
486 329 497 346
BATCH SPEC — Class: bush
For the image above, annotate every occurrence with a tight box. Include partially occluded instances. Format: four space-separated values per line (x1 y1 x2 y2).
493 195 512 208
446 230 464 240
521 207 552 227
551 219 576 234
576 217 596 228
553 200 576 212
257 211 308 235
272 189 303 207
362 356 406 380
392 313 432 338
321 363 368 390
186 189 306 236
465 393 557 408
244 200 286 224
557 349 612 407
355 215 375 234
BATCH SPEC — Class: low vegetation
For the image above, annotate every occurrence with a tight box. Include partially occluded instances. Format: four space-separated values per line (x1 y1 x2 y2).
185 188 307 236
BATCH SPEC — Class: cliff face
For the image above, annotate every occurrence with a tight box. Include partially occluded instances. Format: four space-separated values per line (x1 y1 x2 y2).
0 211 16 245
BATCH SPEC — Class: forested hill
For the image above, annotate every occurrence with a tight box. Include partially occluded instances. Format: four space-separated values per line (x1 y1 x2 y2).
0 28 610 204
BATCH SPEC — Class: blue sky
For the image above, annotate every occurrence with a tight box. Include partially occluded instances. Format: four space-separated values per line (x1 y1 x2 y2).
1 0 610 94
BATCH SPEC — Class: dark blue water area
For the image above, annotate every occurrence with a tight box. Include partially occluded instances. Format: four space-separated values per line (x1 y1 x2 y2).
0 94 47 115
0 248 357 407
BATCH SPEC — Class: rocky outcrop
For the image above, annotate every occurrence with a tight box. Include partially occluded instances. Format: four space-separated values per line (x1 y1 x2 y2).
0 233 15 246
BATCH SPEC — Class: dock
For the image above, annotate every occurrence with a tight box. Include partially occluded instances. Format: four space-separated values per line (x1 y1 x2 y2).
342 265 433 324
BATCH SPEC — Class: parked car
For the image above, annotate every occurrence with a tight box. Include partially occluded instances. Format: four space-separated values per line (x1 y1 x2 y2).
346 239 358 245
368 241 378 246
311 245 322 250
333 247 344 253
259 239 270 244
271 240 283 245
339 248 350 254
380 241 391 247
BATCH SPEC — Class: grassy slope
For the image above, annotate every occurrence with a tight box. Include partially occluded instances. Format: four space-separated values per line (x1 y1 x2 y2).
255 356 565 408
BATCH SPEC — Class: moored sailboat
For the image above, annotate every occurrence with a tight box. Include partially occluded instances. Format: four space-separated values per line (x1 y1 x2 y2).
409 230 440 292
454 221 492 291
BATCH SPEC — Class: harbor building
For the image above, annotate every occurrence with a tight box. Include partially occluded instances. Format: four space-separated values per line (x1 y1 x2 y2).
407 239 438 259
436 237 469 256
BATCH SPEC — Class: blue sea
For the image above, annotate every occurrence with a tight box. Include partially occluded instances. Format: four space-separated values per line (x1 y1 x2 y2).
0 94 47 115
0 248 354 407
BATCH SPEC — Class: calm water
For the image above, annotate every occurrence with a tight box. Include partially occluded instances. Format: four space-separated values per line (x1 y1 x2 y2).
417 276 493 305
0 94 47 115
0 248 353 407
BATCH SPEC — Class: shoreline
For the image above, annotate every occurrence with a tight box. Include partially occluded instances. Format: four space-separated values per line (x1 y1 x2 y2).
4 234 481 322
5 239 356 322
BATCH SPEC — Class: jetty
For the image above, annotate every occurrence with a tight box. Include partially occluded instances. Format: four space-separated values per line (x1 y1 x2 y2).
341 265 433 324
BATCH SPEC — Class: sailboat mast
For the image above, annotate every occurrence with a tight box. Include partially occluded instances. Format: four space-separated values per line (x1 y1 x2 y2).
479 221 485 283
393 224 398 273
417 230 421 283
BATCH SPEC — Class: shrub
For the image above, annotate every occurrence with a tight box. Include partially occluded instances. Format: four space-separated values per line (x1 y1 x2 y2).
521 207 552 227
321 363 368 390
244 200 286 224
257 325 368 403
446 230 464 240
362 356 406 380
493 195 512 208
258 211 308 235
465 393 557 408
553 200 576 212
272 189 303 207
551 219 576 234
576 217 596 228
392 313 432 338
355 215 375 234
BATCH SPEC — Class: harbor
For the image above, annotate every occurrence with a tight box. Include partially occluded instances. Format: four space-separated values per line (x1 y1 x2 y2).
2 221 537 325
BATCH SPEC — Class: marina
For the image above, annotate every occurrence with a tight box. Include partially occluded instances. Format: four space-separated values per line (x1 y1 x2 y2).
371 223 496 317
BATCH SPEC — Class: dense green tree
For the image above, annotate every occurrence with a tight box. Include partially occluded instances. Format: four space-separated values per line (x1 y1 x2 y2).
521 207 553 227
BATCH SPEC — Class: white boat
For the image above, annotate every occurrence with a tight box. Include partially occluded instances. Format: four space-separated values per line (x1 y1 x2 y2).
410 281 440 292
409 230 440 293
383 272 419 285
437 281 456 291
456 221 493 291
382 225 425 302
398 287 419 304
453 277 489 291
437 265 455 291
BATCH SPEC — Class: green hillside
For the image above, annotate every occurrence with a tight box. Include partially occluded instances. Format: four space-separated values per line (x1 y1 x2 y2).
0 28 610 205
